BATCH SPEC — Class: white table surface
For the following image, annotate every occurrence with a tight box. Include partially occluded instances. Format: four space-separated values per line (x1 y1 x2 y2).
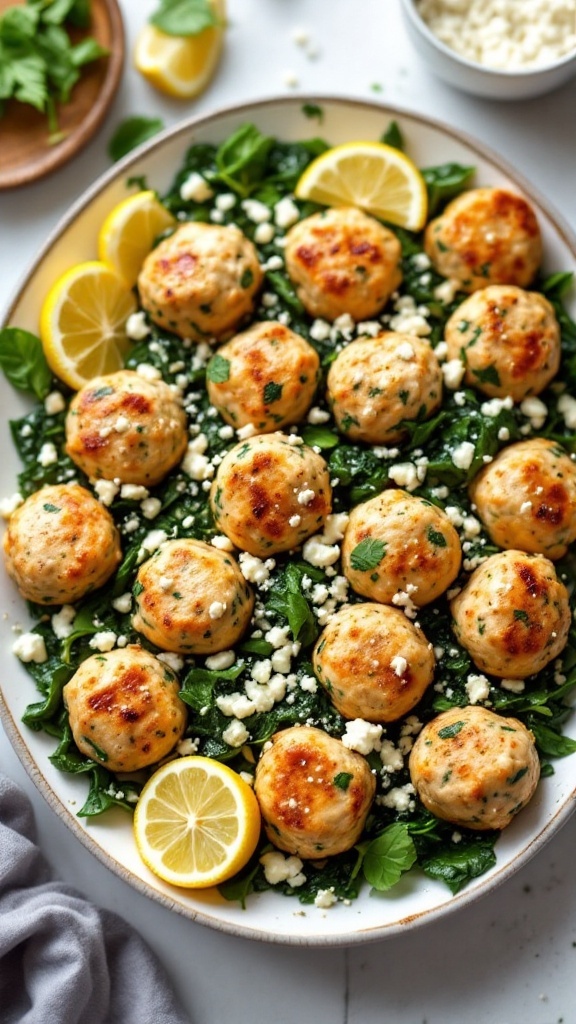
1 1 576 1021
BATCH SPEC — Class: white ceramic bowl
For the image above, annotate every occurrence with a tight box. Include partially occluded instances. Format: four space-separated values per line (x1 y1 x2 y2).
399 0 576 100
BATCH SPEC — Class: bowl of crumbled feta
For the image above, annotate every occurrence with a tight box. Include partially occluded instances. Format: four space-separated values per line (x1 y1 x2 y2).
400 0 576 100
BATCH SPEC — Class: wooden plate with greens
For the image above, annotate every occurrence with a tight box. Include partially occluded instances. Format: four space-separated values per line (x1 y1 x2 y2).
0 0 124 190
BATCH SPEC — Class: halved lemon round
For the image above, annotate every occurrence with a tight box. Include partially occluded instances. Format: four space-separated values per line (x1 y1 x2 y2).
98 190 176 287
133 756 261 889
134 0 226 99
40 261 137 390
295 140 428 231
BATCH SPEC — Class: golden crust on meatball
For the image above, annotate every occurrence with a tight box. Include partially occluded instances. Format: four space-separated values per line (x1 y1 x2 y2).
132 538 254 655
326 332 443 445
65 370 188 486
451 549 570 679
137 221 263 340
254 725 376 858
313 603 435 723
3 483 121 605
342 489 461 606
205 321 320 433
445 286 560 400
209 432 332 557
469 438 576 560
409 705 540 831
63 645 187 773
424 188 542 293
284 206 402 322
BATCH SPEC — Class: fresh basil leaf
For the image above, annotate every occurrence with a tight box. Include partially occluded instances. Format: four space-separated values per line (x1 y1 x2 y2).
362 823 417 891
108 116 165 162
0 327 52 399
529 722 576 758
150 0 218 37
381 120 404 150
422 162 476 217
420 837 497 894
215 123 275 196
350 537 386 572
206 354 230 383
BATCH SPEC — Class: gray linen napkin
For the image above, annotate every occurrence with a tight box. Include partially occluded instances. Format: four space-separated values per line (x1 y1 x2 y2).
0 772 191 1024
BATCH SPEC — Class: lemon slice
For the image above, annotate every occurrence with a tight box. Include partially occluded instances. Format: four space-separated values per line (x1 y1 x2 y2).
133 756 261 889
98 190 176 287
40 261 137 390
295 140 429 231
134 0 226 99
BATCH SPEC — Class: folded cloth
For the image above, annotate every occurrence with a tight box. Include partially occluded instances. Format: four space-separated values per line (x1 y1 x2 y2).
0 772 190 1024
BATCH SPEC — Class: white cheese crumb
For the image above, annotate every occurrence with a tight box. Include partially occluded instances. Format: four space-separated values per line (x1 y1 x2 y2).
209 601 226 620
136 362 162 381
341 718 383 754
465 673 490 703
222 719 250 747
390 655 408 677
500 677 526 693
89 630 117 652
441 358 466 389
451 441 475 471
180 171 214 203
274 196 300 228
205 650 236 671
13 632 48 663
37 442 58 467
93 479 120 506
126 311 151 340
44 391 66 415
211 534 235 552
51 605 76 639
0 492 23 519
260 850 306 886
557 393 576 429
314 888 337 909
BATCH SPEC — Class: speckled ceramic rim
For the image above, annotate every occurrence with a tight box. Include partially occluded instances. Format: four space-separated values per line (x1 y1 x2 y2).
400 0 576 78
1 95 576 946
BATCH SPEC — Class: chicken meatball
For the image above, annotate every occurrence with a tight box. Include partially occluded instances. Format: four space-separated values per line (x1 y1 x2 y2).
327 332 442 444
445 285 560 401
342 489 461 606
451 549 570 679
137 221 263 341
210 432 332 556
284 206 402 322
205 321 320 433
3 483 121 605
313 603 435 723
63 645 187 773
424 187 542 293
470 438 576 560
254 725 375 858
409 705 540 831
65 370 188 486
132 538 254 655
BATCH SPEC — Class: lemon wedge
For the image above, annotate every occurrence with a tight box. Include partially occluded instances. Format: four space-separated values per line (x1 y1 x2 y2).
39 261 137 390
295 140 429 231
98 190 176 288
133 756 261 889
134 0 226 99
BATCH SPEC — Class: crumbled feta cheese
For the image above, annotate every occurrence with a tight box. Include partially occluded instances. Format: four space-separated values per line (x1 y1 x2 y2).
51 605 76 639
177 737 200 756
557 393 576 430
274 196 300 228
93 479 120 506
520 395 548 429
253 221 275 245
205 649 236 671
211 534 235 552
341 718 383 754
44 391 66 415
465 673 490 703
260 850 306 886
13 632 48 663
121 484 149 501
500 677 526 693
37 442 58 467
126 311 151 340
0 492 23 519
388 462 420 492
209 601 226 620
239 551 276 585
222 719 250 747
157 651 184 673
89 630 117 652
379 783 416 812
302 536 340 568
242 198 271 223
441 358 466 389
480 395 514 417
390 655 408 677
451 441 475 471
136 362 162 381
314 888 337 909
180 171 214 203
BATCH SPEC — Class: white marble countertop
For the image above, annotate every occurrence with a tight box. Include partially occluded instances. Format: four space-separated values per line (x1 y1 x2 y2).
1 1 576 1021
